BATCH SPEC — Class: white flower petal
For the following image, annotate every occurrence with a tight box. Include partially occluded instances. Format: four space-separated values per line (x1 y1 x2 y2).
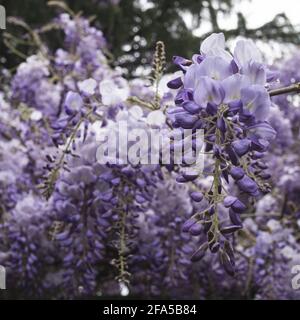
30 111 43 121
99 79 130 105
234 39 262 68
146 110 166 127
200 33 225 54
78 78 97 96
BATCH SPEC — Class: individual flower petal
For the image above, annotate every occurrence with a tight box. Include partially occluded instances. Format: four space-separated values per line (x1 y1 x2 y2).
190 223 202 236
237 175 258 194
175 88 193 105
228 100 242 114
182 169 199 181
231 59 239 74
224 196 238 208
172 55 192 71
217 117 226 133
229 209 243 226
200 33 226 54
192 54 204 64
247 122 277 141
250 136 270 152
30 110 43 121
146 110 166 127
167 77 183 89
221 74 249 103
174 112 198 129
234 39 262 68
197 56 232 81
182 218 197 232
241 85 271 121
206 102 218 115
184 64 200 89
242 61 266 85
78 78 97 96
230 167 245 180
231 199 247 213
182 101 202 114
190 192 203 202
225 145 239 165
232 138 251 157
200 33 232 62
194 76 225 107
64 91 83 114
159 73 182 95
99 79 129 105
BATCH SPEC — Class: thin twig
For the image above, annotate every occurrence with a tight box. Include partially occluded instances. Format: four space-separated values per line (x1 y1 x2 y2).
269 82 300 96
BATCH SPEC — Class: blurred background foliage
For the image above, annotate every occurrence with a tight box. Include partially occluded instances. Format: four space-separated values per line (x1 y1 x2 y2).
1 0 300 77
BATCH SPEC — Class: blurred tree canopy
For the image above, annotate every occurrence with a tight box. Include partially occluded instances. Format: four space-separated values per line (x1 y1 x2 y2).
1 0 300 77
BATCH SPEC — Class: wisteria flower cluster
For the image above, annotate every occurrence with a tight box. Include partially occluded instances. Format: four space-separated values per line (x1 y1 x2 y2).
167 33 277 275
0 8 300 300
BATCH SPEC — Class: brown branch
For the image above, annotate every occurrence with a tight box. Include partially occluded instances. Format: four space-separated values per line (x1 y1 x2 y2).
269 83 300 97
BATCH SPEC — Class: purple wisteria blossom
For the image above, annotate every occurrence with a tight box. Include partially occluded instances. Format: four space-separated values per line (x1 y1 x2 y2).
167 33 277 275
1 9 300 301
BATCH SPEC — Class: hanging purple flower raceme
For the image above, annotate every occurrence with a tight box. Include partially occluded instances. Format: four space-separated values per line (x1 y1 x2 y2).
49 158 115 297
128 180 198 298
11 55 63 119
0 194 58 298
47 112 165 297
167 33 277 275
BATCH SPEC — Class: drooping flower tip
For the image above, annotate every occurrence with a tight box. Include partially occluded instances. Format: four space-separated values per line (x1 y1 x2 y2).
190 191 203 202
167 77 183 89
64 91 83 115
230 167 245 180
237 175 258 195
